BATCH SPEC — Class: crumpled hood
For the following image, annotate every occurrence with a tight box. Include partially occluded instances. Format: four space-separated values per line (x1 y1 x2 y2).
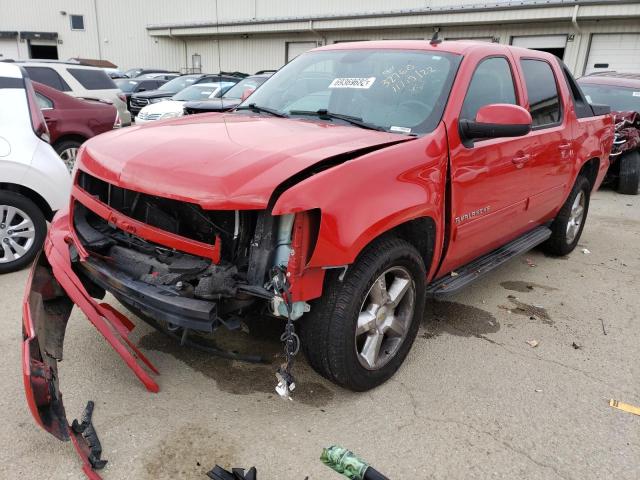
80 113 411 209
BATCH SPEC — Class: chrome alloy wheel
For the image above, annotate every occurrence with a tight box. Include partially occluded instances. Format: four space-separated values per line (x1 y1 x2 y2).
59 147 78 172
0 205 36 264
566 190 585 244
355 266 416 370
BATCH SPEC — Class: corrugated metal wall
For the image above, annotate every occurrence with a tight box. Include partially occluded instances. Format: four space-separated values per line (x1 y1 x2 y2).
0 1 639 74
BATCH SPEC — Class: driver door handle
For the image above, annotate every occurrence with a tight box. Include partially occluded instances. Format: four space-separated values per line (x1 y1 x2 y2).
512 152 531 167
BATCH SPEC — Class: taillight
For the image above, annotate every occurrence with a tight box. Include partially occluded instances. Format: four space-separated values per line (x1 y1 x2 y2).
113 110 122 129
24 78 50 143
117 92 126 103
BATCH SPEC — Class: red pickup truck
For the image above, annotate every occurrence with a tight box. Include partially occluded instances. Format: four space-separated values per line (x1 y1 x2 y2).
22 41 613 463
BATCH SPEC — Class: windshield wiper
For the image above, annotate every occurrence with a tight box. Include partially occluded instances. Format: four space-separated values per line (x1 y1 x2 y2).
236 103 288 117
288 109 387 132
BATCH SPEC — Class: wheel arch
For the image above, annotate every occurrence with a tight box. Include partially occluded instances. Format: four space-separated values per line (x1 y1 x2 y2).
52 134 87 150
0 183 54 221
579 157 600 191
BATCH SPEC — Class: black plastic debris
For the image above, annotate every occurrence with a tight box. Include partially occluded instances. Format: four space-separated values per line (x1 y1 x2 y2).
71 401 108 470
207 465 257 480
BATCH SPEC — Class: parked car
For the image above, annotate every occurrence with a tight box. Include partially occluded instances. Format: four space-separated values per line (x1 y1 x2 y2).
23 42 614 462
10 60 131 126
114 77 168 111
33 81 119 171
129 73 242 117
104 68 127 79
137 72 180 81
136 82 236 123
183 73 272 114
0 63 71 273
578 72 640 194
123 67 173 78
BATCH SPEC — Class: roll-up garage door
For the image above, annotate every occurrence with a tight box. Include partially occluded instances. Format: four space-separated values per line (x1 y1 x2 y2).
585 33 640 74
0 39 19 60
511 35 567 59
286 42 317 63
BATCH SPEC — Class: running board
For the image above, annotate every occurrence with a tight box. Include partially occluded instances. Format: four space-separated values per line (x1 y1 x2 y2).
426 226 552 298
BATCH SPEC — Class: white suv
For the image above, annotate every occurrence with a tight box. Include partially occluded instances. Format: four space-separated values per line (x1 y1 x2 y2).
0 63 71 273
10 60 132 126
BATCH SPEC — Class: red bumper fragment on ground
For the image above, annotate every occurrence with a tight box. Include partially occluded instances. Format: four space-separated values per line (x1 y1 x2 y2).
22 212 159 478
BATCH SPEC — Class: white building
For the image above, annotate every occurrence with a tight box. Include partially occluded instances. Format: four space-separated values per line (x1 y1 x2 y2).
1 0 639 75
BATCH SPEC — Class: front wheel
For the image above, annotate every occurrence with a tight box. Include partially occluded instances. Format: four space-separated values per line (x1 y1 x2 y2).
0 191 47 274
300 237 426 391
543 175 591 256
617 150 640 195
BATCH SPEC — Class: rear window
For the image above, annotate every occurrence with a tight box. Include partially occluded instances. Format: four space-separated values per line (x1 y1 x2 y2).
67 68 117 90
115 79 140 92
24 66 71 92
520 59 562 128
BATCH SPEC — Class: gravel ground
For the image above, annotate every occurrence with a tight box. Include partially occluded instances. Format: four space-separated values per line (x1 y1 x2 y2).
0 189 638 480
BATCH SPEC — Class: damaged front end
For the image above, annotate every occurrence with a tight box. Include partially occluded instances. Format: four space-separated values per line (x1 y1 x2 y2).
22 166 325 473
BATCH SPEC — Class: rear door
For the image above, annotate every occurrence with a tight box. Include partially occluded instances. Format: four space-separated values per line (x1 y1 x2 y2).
512 54 573 223
439 54 534 273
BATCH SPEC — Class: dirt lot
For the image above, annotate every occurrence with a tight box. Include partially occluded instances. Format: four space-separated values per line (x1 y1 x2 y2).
0 189 638 480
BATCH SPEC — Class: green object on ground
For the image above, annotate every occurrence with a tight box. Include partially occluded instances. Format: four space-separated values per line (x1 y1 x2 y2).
321 445 369 480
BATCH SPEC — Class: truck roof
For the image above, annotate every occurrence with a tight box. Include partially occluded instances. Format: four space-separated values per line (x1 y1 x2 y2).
314 39 557 61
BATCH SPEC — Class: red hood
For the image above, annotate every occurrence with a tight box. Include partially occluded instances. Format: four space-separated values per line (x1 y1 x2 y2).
79 113 410 209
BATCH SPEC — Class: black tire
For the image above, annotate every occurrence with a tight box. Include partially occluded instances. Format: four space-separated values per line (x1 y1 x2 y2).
617 150 640 195
543 176 591 256
54 139 83 172
0 191 47 274
300 236 426 391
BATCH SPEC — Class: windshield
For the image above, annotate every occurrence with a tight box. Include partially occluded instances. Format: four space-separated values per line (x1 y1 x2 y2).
125 68 141 77
580 83 640 112
172 84 227 101
159 76 199 92
115 79 140 92
223 76 268 99
240 49 461 135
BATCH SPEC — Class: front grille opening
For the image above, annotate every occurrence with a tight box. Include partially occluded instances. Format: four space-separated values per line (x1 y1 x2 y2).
76 171 259 264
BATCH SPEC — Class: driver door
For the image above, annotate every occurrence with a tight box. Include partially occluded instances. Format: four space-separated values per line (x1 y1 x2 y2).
438 55 533 274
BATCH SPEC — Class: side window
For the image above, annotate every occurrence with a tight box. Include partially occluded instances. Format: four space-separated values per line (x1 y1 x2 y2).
461 57 517 120
520 59 561 127
35 93 53 109
67 68 116 90
24 67 72 92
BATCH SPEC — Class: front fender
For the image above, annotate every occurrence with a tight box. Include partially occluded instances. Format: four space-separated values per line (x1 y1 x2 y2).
272 124 448 267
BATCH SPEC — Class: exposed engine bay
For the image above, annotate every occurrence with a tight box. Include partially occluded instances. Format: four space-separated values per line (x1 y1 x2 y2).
73 172 311 335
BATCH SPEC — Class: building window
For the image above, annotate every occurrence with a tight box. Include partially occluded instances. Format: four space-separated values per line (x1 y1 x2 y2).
70 15 85 31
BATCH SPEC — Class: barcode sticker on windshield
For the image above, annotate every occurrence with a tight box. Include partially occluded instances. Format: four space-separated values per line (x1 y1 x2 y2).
329 77 376 89
633 92 640 97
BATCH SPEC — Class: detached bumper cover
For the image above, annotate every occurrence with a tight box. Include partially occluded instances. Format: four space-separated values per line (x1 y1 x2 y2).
22 211 159 477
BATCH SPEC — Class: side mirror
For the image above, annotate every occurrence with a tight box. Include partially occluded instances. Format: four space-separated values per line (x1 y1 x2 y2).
459 104 532 146
240 87 256 101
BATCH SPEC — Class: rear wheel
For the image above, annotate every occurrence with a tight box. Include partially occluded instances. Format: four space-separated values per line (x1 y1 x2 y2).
617 150 640 195
543 176 591 256
300 237 426 391
54 139 83 172
0 191 47 274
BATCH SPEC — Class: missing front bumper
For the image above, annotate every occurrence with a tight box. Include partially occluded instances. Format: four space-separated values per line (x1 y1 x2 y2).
22 214 161 477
